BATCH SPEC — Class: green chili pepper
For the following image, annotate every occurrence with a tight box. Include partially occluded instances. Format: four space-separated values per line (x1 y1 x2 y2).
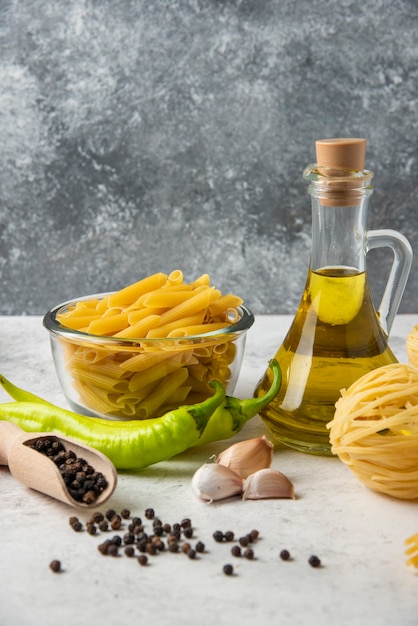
193 359 281 446
0 382 226 470
0 360 281 469
0 373 56 406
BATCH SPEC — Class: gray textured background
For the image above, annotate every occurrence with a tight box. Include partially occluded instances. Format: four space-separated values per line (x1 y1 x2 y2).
0 0 417 317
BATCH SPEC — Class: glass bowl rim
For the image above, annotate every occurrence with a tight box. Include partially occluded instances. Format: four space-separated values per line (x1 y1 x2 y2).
43 292 255 346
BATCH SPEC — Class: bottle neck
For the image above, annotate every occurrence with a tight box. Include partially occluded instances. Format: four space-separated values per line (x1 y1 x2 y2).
304 164 374 274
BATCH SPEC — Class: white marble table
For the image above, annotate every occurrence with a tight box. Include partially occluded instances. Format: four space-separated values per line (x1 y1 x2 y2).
1 314 418 626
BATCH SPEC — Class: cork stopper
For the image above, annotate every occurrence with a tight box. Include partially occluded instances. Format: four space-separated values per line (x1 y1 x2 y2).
315 138 366 171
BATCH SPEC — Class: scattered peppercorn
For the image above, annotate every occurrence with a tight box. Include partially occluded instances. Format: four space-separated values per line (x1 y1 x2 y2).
223 563 234 576
280 549 291 561
195 541 205 553
181 518 192 529
308 555 321 568
168 541 179 553
138 555 148 566
224 531 235 542
238 535 249 547
231 545 242 557
70 519 83 532
124 546 135 558
110 516 122 530
213 530 224 543
110 535 122 547
120 508 131 519
145 508 155 519
244 548 254 560
108 544 119 557
105 509 116 521
183 526 193 539
187 548 196 560
49 559 61 573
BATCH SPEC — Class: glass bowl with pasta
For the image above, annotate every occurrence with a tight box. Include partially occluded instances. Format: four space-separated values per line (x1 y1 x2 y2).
43 271 254 421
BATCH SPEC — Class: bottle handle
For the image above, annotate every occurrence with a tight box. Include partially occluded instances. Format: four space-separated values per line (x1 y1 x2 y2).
366 229 413 335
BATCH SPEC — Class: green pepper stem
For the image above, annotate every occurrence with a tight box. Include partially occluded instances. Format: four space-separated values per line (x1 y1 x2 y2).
188 380 226 435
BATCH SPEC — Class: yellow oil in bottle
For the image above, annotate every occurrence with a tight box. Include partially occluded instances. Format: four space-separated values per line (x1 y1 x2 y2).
254 267 397 456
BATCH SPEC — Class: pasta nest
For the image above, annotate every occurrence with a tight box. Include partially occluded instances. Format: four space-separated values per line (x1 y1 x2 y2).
328 363 418 500
406 324 418 369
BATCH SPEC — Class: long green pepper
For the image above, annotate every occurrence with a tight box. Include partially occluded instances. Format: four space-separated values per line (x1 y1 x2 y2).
0 360 281 470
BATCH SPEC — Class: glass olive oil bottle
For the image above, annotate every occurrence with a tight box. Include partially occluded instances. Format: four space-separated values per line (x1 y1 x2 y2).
254 138 412 456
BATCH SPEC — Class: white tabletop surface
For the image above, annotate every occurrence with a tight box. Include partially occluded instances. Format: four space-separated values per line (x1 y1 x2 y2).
1 314 418 626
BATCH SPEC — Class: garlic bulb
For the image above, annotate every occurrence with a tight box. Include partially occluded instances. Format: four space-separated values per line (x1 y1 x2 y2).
191 463 243 502
216 436 274 479
242 468 295 500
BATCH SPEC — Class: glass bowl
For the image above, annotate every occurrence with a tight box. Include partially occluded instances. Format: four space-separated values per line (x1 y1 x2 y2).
43 293 254 421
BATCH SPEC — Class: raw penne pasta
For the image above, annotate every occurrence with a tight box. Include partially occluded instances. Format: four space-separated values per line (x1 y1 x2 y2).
55 270 248 419
207 294 244 318
107 272 167 308
119 349 184 373
157 287 215 326
70 365 130 393
167 323 228 337
114 314 162 339
145 314 205 339
143 289 202 309
87 312 130 335
128 352 191 393
136 367 189 419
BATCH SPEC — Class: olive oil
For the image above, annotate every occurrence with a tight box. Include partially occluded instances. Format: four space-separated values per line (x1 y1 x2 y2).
254 268 397 456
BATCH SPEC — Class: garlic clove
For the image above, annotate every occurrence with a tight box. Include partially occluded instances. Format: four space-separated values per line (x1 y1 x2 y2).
191 463 243 503
242 468 295 500
215 435 274 479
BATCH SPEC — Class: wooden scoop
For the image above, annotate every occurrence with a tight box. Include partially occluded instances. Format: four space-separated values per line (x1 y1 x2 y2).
0 421 117 509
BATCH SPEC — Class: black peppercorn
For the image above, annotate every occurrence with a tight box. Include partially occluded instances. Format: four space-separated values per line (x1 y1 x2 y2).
280 549 291 561
223 563 234 576
49 559 61 573
183 526 193 539
224 531 234 542
231 545 241 557
244 548 254 560
105 509 117 521
213 530 224 543
181 518 192 529
110 516 122 530
138 555 148 566
195 541 205 553
145 508 155 519
308 555 321 568
120 508 131 519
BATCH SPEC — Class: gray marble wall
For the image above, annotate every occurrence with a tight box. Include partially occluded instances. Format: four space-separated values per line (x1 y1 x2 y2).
1 0 417 317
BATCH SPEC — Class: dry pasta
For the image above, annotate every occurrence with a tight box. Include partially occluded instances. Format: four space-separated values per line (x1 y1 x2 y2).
328 363 418 500
406 325 418 369
405 533 418 568
55 270 245 419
